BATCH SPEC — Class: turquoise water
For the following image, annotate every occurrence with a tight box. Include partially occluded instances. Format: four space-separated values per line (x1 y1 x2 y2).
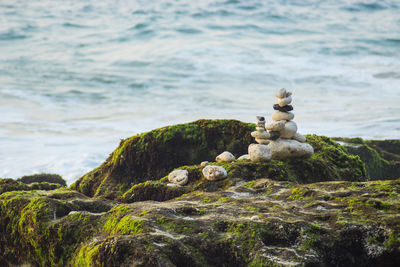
1 0 399 184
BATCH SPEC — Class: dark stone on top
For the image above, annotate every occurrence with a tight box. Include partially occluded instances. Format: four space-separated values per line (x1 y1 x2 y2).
269 131 280 140
256 116 265 121
273 104 293 112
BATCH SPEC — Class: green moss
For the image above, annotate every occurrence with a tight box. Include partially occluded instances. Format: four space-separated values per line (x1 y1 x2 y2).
18 173 66 187
246 206 260 212
384 231 400 248
288 187 309 200
139 210 149 217
202 197 211 203
103 204 144 235
244 180 257 188
72 119 256 200
155 216 196 234
106 215 144 235
217 196 231 202
334 137 400 179
73 242 101 266
119 180 187 203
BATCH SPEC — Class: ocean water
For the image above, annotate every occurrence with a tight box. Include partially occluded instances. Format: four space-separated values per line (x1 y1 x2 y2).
1 0 399 184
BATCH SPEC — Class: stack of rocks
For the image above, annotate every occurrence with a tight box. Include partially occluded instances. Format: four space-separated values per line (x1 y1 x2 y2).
248 116 272 162
266 88 314 159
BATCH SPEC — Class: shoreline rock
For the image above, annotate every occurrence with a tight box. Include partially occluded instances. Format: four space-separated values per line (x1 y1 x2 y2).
0 119 399 266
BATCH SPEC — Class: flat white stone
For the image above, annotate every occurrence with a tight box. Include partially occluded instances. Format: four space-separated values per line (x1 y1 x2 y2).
268 139 314 160
266 120 285 131
237 154 250 160
202 165 227 181
216 151 235 162
248 144 272 162
280 121 298 139
276 95 292 107
271 111 294 121
200 161 209 167
251 130 270 139
168 169 189 185
293 132 306 143
255 138 270 145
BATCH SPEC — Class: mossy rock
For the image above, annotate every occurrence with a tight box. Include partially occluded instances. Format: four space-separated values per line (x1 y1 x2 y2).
71 120 374 201
334 137 400 179
1 177 400 266
18 173 67 187
0 178 64 194
71 119 255 199
0 185 112 266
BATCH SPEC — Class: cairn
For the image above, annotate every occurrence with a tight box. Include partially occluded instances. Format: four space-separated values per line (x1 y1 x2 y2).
248 116 272 162
248 88 314 162
266 88 314 159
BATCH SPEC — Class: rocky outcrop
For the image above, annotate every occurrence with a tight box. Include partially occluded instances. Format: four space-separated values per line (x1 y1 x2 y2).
1 120 398 266
71 119 255 200
72 120 369 201
334 137 400 180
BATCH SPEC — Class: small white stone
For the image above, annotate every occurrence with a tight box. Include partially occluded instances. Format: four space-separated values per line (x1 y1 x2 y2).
216 151 235 162
293 132 307 143
268 139 314 160
237 154 250 160
274 88 291 98
276 95 292 107
200 161 209 167
168 169 189 185
266 120 285 131
167 183 181 187
280 121 298 139
202 165 227 181
248 144 272 162
271 111 294 121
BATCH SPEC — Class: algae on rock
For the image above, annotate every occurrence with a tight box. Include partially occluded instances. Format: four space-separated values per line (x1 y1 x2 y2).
71 120 372 201
71 119 255 199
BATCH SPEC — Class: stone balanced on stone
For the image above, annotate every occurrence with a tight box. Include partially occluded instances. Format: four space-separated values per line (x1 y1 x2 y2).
248 116 272 162
266 88 314 159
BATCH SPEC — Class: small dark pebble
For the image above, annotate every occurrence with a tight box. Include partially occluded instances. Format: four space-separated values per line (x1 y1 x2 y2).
256 116 265 121
273 104 293 112
269 131 280 140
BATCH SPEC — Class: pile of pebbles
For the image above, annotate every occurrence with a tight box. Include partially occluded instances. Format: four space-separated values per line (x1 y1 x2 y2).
249 88 314 161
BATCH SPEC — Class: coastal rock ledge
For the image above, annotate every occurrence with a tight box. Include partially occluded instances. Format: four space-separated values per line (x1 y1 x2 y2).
1 119 399 266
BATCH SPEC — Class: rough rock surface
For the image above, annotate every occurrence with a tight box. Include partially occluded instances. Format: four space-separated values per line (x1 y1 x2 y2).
2 120 398 266
268 139 314 159
334 137 400 180
202 165 228 181
168 169 189 185
248 144 272 162
1 176 399 266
